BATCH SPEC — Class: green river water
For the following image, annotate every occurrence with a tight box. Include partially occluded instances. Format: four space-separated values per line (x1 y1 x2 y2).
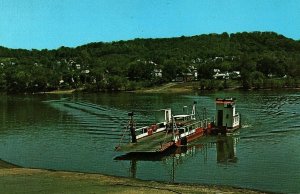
0 90 299 193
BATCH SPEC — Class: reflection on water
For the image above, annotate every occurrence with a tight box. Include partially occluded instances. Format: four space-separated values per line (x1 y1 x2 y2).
117 135 239 180
0 91 299 193
216 135 238 163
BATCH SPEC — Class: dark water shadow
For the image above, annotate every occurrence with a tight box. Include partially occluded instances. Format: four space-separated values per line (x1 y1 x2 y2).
115 135 238 163
0 158 20 168
114 135 238 180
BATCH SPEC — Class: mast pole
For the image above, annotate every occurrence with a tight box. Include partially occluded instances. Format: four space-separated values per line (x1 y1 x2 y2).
128 112 137 143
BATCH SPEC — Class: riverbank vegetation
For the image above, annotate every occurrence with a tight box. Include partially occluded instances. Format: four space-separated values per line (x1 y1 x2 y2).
0 31 299 93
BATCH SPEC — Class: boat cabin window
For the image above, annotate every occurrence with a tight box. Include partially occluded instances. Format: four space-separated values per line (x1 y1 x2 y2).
174 115 191 122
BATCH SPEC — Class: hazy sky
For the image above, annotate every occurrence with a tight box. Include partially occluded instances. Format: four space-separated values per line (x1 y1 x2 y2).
1 0 299 49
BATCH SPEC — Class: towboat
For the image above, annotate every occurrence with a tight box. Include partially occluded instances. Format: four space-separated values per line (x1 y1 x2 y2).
208 98 241 134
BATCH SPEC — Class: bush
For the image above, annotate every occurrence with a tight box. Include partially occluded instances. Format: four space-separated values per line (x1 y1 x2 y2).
263 79 284 89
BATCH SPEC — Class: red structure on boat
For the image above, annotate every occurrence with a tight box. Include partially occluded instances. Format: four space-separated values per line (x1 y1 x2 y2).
116 98 240 154
171 102 211 146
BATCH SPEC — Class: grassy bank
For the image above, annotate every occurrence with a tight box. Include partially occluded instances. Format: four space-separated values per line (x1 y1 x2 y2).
135 81 239 93
0 159 267 194
135 79 300 94
137 82 195 93
44 89 76 94
20 78 300 95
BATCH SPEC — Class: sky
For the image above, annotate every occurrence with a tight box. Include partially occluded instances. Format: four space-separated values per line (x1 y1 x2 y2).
0 0 299 50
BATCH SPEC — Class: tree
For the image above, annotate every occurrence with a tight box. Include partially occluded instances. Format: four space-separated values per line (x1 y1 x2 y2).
127 61 154 81
0 69 6 91
257 56 276 76
197 63 214 79
251 71 265 89
91 67 106 91
240 68 252 89
107 75 126 91
0 31 299 92
162 59 181 81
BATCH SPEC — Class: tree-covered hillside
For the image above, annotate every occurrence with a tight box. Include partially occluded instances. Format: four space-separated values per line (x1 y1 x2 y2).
0 31 299 93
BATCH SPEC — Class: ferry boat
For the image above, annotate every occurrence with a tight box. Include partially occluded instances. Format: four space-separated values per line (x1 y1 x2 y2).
116 102 211 153
116 98 241 154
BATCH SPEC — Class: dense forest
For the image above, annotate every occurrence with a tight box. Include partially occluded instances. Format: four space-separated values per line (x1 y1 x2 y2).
0 31 299 93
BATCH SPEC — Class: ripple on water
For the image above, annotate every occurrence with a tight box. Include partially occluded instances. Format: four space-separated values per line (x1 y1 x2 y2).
1 92 300 194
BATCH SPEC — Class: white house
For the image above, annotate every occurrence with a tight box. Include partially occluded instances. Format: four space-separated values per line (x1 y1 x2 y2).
76 64 81 70
214 69 221 73
213 72 229 79
189 65 198 80
151 61 162 78
154 68 162 78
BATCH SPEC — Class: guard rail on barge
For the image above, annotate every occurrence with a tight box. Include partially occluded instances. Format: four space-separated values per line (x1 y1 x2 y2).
116 102 212 153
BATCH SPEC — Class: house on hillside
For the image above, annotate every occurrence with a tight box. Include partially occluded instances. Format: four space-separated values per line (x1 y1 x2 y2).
188 65 198 81
214 69 221 74
230 71 241 79
213 69 228 79
213 72 229 79
154 68 162 78
76 64 81 70
213 70 241 79
149 61 162 78
175 65 198 82
81 69 90 74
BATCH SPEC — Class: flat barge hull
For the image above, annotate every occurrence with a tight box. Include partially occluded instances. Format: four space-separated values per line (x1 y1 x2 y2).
118 131 174 153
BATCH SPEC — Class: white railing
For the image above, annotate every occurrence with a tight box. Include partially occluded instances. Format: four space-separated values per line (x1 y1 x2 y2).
233 113 240 127
135 122 167 140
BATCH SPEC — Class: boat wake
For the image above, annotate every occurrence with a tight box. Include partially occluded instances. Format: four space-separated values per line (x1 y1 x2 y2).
241 124 252 129
43 99 127 140
43 98 156 143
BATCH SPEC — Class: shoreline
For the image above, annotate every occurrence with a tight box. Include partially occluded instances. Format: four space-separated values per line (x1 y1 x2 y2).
42 82 300 95
0 159 268 194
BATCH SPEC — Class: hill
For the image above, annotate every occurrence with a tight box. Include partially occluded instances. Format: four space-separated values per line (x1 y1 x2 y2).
0 31 299 93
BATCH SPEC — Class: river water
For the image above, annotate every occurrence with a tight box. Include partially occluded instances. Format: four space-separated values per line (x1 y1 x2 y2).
0 90 299 193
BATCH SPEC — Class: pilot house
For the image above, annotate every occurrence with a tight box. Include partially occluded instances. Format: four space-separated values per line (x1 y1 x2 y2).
215 98 240 132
